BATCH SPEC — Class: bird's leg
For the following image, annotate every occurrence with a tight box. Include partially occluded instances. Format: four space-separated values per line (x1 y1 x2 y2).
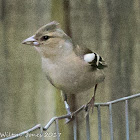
85 84 98 114
61 91 72 123
61 92 71 115
64 100 71 115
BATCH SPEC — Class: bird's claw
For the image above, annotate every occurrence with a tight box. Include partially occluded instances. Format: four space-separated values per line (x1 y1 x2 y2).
65 112 74 124
84 96 95 116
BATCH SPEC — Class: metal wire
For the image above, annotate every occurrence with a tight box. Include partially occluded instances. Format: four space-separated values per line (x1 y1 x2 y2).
97 105 102 140
73 117 77 140
2 93 140 140
86 114 90 140
125 100 129 140
109 103 114 140
55 119 60 140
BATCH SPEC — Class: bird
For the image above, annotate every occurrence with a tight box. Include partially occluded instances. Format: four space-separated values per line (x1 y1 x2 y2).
22 21 107 121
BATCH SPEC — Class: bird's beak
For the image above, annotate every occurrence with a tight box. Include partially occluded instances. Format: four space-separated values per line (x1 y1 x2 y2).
22 35 39 46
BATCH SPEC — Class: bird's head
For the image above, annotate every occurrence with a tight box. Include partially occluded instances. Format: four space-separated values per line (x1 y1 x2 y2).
22 21 73 58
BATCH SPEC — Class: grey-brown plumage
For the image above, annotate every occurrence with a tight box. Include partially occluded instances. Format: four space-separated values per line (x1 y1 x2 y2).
22 21 107 118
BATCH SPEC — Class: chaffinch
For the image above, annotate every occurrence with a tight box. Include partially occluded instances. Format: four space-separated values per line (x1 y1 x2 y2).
22 21 107 120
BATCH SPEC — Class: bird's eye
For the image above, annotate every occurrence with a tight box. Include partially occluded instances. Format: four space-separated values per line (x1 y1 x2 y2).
42 35 49 40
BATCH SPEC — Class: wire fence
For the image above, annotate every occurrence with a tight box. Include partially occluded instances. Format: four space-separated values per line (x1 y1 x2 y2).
1 93 140 140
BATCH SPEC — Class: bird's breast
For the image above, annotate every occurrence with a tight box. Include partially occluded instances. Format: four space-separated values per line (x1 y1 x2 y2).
41 55 105 94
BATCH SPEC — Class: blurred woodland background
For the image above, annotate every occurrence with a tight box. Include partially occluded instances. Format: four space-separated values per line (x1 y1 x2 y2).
0 0 140 140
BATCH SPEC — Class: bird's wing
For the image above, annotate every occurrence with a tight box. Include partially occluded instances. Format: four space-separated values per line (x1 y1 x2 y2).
74 45 107 69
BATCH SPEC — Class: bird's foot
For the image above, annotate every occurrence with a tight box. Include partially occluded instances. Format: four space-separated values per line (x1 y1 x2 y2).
64 101 74 123
84 96 95 116
65 112 74 124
